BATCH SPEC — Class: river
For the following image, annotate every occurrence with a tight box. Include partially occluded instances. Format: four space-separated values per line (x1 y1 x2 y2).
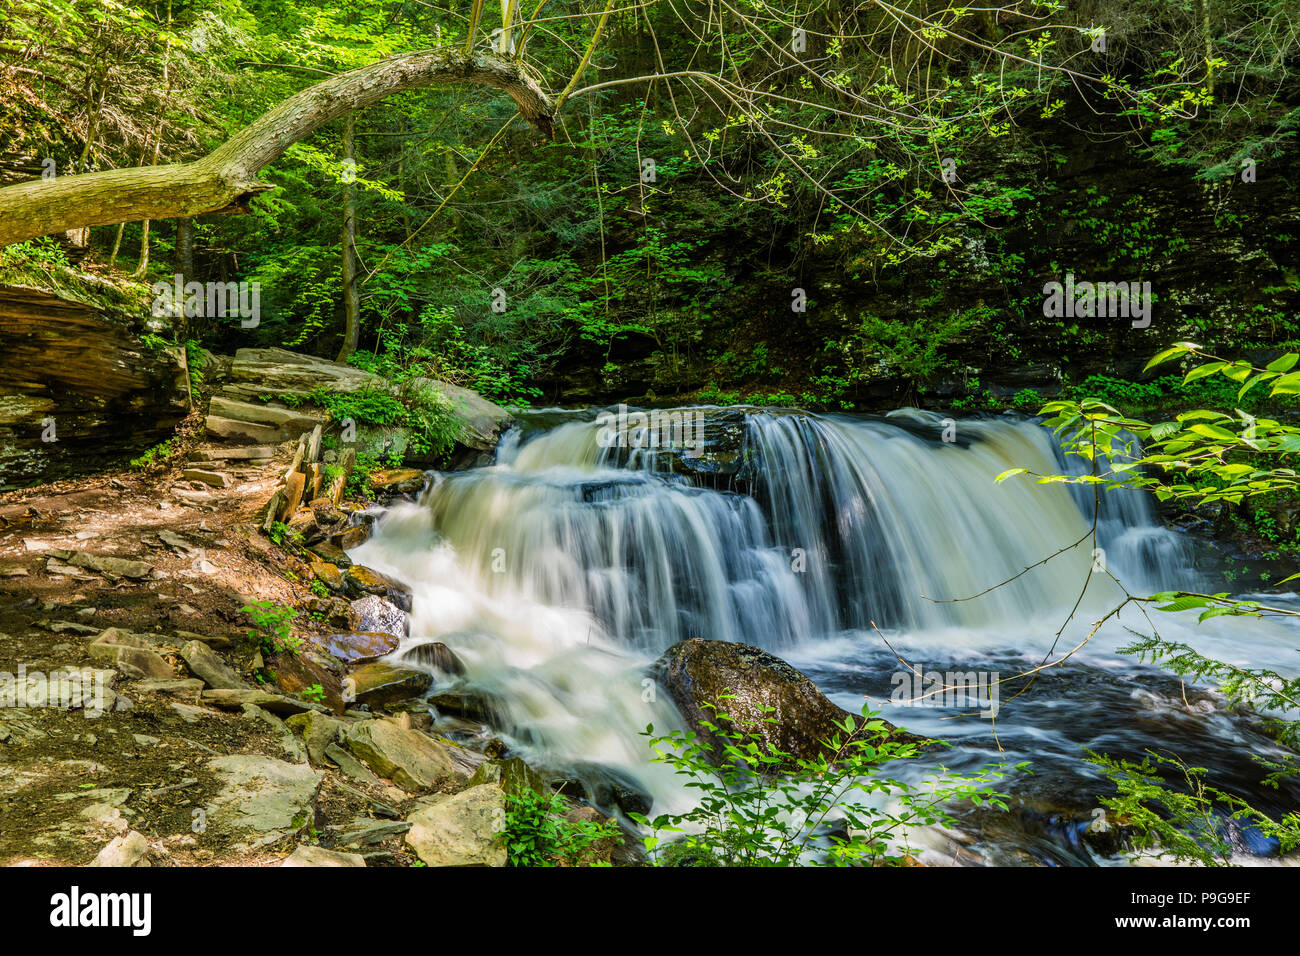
351 406 1300 865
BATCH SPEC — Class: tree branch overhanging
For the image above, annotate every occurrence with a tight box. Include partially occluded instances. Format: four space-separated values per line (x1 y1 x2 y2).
0 47 555 246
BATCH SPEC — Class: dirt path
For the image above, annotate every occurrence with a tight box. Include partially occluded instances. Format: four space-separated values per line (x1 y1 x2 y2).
0 438 443 866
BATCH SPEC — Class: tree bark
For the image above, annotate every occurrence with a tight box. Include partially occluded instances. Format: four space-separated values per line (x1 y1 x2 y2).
0 49 554 246
336 114 361 363
175 217 194 276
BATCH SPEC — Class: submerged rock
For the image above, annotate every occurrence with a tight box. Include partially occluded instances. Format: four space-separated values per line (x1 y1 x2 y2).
428 689 495 722
401 641 466 676
653 638 917 768
556 764 652 817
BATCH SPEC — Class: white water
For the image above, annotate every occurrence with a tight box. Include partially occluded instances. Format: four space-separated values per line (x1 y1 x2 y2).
353 408 1300 862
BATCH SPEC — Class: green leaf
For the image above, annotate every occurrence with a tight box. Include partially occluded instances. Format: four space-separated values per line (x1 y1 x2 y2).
1271 372 1300 396
1187 423 1237 441
1183 362 1227 383
1143 343 1194 372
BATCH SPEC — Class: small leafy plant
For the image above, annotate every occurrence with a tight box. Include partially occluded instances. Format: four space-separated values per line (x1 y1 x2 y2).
267 521 302 549
242 600 302 656
129 439 175 471
504 789 623 867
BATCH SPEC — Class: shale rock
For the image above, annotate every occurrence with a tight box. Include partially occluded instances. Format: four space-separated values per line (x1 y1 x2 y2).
339 719 464 792
405 785 507 866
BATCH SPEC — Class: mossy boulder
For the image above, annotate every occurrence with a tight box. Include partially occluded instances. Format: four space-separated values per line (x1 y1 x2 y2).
653 638 922 769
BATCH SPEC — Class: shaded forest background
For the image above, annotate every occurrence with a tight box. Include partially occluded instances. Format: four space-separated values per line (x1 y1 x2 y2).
2 0 1299 411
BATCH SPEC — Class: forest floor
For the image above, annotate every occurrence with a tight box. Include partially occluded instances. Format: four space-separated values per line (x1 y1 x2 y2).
0 429 438 867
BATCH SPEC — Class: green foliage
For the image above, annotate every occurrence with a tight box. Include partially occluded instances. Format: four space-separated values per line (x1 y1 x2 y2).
184 339 205 394
128 439 174 471
241 600 302 656
1018 344 1300 864
0 237 72 276
834 309 980 383
311 382 458 461
300 683 325 703
1085 749 1300 865
267 521 302 549
632 697 1016 867
504 789 622 867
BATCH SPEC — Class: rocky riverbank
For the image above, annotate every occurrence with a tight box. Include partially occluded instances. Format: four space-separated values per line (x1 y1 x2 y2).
0 385 626 866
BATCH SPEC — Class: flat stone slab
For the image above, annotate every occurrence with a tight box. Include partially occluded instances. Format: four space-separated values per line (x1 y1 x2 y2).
340 719 462 792
201 688 325 716
405 785 507 866
181 468 231 488
206 755 323 836
209 395 326 431
206 416 283 445
280 845 365 867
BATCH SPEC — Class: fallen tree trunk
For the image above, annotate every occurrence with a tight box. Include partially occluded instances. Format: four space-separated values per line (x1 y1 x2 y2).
0 49 554 246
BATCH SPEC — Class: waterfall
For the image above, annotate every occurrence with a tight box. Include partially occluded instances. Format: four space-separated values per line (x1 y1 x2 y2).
350 407 1213 818
414 409 1197 650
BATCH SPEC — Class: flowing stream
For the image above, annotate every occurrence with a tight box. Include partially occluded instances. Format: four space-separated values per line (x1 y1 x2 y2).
352 407 1300 865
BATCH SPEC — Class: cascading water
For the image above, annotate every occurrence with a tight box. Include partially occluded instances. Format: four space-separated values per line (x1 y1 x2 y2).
352 406 1300 864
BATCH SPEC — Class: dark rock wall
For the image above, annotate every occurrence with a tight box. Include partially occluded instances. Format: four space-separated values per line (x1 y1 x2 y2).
0 284 187 488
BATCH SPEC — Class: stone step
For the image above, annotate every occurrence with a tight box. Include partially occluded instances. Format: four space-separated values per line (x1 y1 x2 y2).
191 445 277 461
206 416 283 445
209 395 326 431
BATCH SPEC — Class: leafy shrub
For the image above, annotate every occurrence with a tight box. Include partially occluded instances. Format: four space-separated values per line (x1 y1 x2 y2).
312 383 458 461
633 697 1016 866
242 601 302 656
504 789 623 867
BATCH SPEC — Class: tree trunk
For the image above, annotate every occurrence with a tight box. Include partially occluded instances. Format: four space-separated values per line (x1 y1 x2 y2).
176 217 194 276
0 49 554 246
336 114 361 363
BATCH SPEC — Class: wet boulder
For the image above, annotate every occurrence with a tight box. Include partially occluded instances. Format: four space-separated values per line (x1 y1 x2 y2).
343 565 413 611
347 661 432 707
400 640 466 676
351 595 408 637
653 638 918 769
319 631 400 665
369 468 427 496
